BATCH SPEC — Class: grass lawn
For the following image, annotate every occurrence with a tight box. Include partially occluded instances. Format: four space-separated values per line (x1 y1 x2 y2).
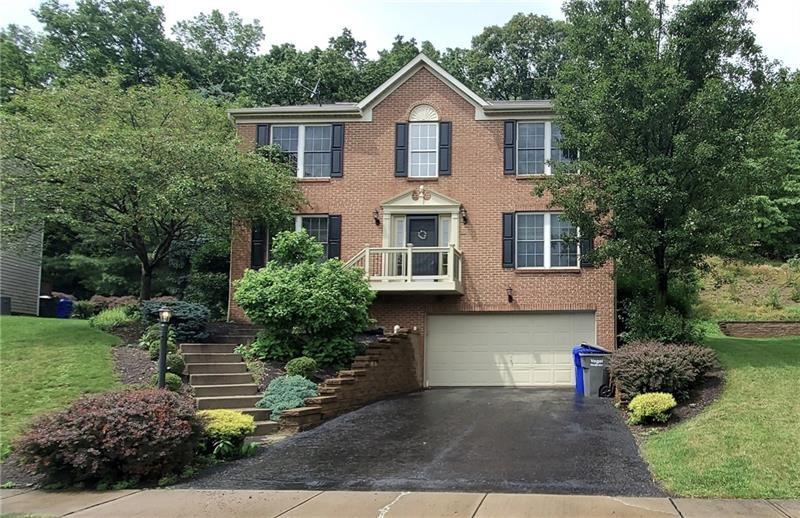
0 316 120 455
642 333 800 498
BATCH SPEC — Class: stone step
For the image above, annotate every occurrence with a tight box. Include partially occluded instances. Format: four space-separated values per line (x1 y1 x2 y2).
240 407 270 421
353 355 380 362
338 369 367 377
193 383 258 397
253 420 279 435
183 352 242 364
306 395 337 405
181 343 238 354
190 373 253 385
325 377 356 386
317 386 338 395
350 360 371 369
186 363 248 375
196 395 262 410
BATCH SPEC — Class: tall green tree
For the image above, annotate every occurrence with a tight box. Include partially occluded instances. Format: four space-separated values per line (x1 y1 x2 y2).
537 0 772 317
173 10 263 98
33 0 184 85
1 76 300 298
750 70 800 260
461 13 567 100
0 25 58 101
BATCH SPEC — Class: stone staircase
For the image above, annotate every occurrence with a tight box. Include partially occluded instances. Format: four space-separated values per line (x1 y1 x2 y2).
180 342 277 436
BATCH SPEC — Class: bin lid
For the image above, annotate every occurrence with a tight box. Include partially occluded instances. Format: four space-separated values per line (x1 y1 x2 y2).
572 343 611 355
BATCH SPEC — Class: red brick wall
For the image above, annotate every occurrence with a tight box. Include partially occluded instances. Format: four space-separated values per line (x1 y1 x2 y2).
228 67 616 350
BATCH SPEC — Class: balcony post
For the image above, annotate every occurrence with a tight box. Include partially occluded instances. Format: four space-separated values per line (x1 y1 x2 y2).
406 243 413 282
364 246 371 278
448 244 455 281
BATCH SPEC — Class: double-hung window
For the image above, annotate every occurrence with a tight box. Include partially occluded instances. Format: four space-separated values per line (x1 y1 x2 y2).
272 125 333 178
409 122 438 177
515 212 579 268
516 122 572 176
295 215 329 258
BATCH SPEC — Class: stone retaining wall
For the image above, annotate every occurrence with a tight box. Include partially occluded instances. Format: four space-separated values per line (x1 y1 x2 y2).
279 330 421 432
719 321 800 338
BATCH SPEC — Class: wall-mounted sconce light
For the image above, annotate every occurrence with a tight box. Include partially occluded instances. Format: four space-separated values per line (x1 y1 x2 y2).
373 208 381 226
506 286 513 303
460 206 469 225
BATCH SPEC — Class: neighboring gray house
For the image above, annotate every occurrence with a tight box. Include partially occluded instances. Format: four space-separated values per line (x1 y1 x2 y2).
0 220 43 316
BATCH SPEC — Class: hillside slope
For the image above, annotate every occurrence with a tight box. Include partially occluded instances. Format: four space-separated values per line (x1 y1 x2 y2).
697 257 800 321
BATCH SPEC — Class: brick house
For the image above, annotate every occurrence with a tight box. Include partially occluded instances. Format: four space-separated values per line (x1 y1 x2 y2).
227 54 616 388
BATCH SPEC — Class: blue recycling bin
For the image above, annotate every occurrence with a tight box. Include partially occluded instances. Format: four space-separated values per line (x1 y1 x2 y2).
572 343 612 396
56 298 74 319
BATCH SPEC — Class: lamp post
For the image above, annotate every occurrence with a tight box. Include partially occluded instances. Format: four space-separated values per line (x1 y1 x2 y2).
157 306 172 389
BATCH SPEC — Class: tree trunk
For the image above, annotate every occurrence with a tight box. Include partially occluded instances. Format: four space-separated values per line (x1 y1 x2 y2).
139 265 153 301
655 268 669 313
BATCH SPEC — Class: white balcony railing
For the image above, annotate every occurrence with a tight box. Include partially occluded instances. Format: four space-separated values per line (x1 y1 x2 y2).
344 244 464 294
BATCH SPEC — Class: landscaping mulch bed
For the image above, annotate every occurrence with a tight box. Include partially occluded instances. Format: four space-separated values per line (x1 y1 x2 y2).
113 345 157 385
0 451 42 488
625 371 725 440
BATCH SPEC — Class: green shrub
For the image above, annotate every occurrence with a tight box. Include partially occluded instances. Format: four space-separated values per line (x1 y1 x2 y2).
140 324 178 360
627 392 677 425
610 341 719 401
151 372 182 392
71 300 96 319
166 353 185 375
270 228 324 265
234 231 375 368
15 389 202 486
139 301 210 343
620 300 704 344
198 409 255 442
285 356 318 379
89 306 137 332
256 375 318 421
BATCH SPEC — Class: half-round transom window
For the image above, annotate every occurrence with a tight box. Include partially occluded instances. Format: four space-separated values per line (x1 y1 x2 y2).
409 104 439 122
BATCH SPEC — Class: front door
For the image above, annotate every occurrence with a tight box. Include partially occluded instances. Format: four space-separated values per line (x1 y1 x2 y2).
408 216 438 276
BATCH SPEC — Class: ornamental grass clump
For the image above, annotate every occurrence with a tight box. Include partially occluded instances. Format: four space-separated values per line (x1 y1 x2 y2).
256 375 318 421
627 392 678 425
15 389 203 487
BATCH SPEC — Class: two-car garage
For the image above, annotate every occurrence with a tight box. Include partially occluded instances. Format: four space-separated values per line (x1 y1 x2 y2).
425 312 596 387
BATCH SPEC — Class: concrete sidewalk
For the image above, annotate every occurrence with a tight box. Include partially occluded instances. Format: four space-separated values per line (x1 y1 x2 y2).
1 489 797 518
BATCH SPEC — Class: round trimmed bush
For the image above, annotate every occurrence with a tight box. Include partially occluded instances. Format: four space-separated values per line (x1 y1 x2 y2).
151 372 182 392
15 389 203 486
166 353 185 375
141 324 177 360
198 409 255 446
627 392 678 425
285 356 317 379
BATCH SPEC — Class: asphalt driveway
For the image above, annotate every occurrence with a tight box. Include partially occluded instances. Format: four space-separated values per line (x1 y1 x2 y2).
183 388 663 496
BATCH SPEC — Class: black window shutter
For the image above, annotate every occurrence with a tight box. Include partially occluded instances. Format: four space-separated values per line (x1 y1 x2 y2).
439 121 451 175
395 123 408 177
502 213 515 268
330 124 344 177
503 121 515 174
328 215 341 259
580 231 594 267
256 124 270 148
251 224 267 269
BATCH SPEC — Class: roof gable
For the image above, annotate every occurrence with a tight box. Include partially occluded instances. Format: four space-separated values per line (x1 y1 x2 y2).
358 54 487 113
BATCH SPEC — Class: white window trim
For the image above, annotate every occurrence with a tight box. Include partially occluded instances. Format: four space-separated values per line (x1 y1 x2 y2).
517 121 569 177
272 124 332 178
515 212 581 270
408 121 439 178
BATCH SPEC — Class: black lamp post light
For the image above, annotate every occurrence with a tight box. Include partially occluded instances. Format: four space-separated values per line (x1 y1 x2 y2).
157 306 173 389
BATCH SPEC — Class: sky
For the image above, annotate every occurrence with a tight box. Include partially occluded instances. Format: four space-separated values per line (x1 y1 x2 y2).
1 0 798 69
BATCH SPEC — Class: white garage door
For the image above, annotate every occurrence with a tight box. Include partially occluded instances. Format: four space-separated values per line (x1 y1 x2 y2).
426 313 596 387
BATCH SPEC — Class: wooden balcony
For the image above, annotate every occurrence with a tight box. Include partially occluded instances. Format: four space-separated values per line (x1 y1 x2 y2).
344 245 464 294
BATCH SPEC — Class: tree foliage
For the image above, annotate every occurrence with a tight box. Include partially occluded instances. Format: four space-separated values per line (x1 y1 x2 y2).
537 0 775 325
1 76 300 298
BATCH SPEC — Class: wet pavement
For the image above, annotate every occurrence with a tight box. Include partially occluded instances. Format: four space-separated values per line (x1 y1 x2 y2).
181 388 663 496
